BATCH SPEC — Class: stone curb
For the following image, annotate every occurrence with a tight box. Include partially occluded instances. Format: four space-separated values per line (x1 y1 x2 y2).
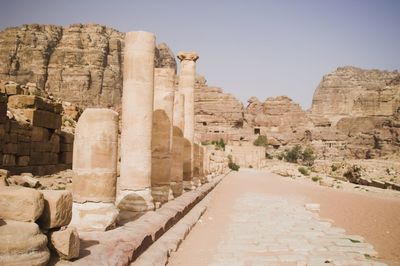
55 173 228 266
131 179 217 266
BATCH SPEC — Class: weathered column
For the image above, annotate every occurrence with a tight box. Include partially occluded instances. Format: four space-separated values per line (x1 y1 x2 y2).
70 108 119 231
151 68 175 203
117 31 155 223
177 52 199 190
170 93 185 197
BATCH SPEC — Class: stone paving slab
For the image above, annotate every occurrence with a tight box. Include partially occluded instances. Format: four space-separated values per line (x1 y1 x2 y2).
209 193 386 266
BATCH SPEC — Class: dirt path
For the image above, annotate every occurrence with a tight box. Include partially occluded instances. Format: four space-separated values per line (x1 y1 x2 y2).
168 169 400 265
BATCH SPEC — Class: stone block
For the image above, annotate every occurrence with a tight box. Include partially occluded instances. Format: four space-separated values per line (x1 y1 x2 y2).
69 202 118 231
17 156 30 166
17 142 30 155
60 131 74 144
3 143 17 154
60 143 73 152
0 169 9 186
22 109 62 129
0 219 50 266
37 190 72 229
0 186 44 222
2 154 16 166
31 126 49 142
49 227 80 260
5 82 22 95
12 173 40 188
60 151 73 164
7 95 62 114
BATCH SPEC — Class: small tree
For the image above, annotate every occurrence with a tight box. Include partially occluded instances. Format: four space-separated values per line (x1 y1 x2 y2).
211 138 226 151
302 146 315 166
284 145 302 163
253 135 268 147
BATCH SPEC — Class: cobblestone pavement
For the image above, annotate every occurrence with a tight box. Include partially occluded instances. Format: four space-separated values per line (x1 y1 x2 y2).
209 193 385 266
168 170 391 266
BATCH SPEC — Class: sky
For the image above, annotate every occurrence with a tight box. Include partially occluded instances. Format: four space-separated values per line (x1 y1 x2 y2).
0 0 399 109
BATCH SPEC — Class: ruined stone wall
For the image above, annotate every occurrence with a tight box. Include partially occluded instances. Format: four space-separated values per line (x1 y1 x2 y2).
0 90 73 175
0 24 176 109
225 144 265 169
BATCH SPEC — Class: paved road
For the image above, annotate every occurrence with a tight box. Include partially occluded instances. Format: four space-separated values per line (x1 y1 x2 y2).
168 169 399 265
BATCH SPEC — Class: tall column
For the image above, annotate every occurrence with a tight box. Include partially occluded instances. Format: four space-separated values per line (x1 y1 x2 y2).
177 52 199 190
117 31 155 223
151 68 175 203
170 93 185 197
70 108 119 231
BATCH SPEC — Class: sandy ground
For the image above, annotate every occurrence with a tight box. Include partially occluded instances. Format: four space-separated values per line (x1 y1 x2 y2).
168 169 400 265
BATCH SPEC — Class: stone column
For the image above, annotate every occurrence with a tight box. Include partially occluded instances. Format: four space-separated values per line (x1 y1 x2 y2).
177 52 199 190
117 31 155 223
151 68 175 203
170 93 185 197
70 108 119 231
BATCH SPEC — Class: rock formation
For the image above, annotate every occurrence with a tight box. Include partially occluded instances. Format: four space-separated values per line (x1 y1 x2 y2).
0 24 176 109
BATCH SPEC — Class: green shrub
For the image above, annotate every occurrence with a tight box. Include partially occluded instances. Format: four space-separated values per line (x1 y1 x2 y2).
312 176 321 182
253 135 268 147
211 138 226 151
298 167 309 176
343 165 363 184
201 140 210 146
227 155 240 171
265 152 273 159
302 146 315 166
284 145 302 163
331 164 338 172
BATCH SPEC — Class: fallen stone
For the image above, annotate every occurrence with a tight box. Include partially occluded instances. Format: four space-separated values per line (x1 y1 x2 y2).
0 169 9 186
11 173 40 188
37 190 72 229
69 202 118 231
0 219 50 266
0 186 44 222
50 227 80 260
305 203 320 212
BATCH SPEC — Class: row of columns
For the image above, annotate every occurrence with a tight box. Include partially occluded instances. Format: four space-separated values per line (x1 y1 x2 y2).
70 31 205 230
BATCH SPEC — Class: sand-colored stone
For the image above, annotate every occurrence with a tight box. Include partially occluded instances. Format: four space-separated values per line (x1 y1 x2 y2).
69 202 118 231
37 190 72 229
73 108 119 203
50 227 80 260
177 52 199 189
0 169 9 186
0 186 44 222
171 94 185 197
0 219 50 266
117 31 156 216
152 68 175 203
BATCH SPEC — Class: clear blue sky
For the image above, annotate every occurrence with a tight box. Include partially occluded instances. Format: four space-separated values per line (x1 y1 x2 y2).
1 0 399 109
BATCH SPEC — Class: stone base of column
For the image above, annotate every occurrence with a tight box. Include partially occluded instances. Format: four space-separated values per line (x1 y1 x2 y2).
151 186 174 204
170 182 183 198
116 188 155 225
183 180 196 191
192 177 202 187
69 202 118 232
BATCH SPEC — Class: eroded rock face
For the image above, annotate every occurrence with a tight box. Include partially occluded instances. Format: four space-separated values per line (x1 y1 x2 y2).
0 24 176 109
311 66 400 117
194 76 245 142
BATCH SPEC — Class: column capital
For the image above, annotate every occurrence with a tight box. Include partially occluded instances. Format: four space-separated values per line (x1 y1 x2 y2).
177 52 199 62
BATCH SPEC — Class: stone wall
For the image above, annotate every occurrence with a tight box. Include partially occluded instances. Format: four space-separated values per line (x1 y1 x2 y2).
0 93 73 175
225 144 266 169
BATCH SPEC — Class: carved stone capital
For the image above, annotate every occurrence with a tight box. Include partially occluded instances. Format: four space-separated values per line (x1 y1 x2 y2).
177 52 199 62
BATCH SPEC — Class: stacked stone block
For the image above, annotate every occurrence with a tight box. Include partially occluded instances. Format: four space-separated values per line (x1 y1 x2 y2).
0 95 73 175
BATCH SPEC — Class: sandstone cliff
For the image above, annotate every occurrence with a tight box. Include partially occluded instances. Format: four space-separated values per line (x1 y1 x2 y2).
194 75 245 142
0 24 176 108
311 66 400 118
